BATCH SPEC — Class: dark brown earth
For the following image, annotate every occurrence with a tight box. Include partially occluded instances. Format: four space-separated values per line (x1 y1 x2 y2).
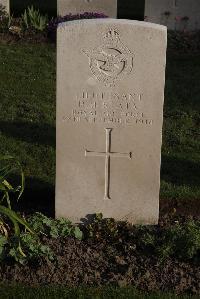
0 32 50 45
160 198 200 218
0 235 199 294
0 205 199 295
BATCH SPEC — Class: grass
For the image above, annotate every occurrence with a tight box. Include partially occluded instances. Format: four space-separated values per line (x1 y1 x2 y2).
0 44 199 215
162 54 200 200
0 285 199 299
0 44 56 214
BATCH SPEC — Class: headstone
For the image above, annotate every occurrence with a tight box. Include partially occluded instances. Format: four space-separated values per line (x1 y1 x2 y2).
56 19 167 224
145 0 200 30
0 0 9 14
57 0 117 18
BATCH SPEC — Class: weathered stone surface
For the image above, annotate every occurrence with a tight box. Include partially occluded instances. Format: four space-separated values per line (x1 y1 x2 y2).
56 19 167 224
0 0 9 14
57 0 117 17
145 0 200 30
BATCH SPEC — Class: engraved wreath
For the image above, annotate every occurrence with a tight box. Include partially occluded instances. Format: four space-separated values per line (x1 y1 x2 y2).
83 29 134 86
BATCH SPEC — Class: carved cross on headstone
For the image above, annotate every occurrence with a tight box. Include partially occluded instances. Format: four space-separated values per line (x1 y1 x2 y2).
85 128 132 200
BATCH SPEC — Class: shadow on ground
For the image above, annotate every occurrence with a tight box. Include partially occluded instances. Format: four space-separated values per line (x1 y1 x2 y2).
11 176 55 217
161 154 200 188
0 121 55 148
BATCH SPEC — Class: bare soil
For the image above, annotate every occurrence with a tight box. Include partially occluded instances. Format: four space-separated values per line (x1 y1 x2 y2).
160 198 200 218
0 236 199 294
0 32 50 45
0 205 199 295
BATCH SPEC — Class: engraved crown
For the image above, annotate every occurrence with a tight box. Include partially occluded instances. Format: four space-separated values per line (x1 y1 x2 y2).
104 29 119 39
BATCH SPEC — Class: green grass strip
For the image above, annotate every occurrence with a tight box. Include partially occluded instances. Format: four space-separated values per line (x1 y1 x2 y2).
0 285 199 299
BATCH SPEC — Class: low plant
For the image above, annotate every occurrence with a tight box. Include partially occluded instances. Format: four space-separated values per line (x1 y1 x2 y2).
167 30 200 53
84 213 134 247
0 4 13 33
28 212 83 240
8 232 54 264
0 156 83 264
47 12 108 40
133 221 200 262
21 6 48 32
0 213 83 264
0 155 34 260
85 214 200 262
158 221 200 261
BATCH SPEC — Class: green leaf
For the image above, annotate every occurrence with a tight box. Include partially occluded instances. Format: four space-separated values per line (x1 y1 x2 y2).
0 155 25 205
0 235 7 255
0 205 35 235
73 226 83 240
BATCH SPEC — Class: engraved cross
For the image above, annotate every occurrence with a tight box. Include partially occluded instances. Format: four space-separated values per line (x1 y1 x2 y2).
85 128 132 200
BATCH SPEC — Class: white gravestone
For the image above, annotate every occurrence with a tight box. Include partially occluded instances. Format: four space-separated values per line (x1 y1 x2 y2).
57 0 117 17
145 0 200 30
56 19 167 224
0 0 9 14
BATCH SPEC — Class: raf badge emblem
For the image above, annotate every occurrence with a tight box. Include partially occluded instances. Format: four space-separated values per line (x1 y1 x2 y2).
83 29 134 86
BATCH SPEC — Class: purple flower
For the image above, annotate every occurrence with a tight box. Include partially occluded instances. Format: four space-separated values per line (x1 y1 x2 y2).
47 12 108 38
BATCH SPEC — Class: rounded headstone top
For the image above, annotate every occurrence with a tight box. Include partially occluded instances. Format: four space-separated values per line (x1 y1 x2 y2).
57 18 167 32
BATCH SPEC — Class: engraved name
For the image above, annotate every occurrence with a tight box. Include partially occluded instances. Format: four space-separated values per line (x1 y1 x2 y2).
62 91 154 127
